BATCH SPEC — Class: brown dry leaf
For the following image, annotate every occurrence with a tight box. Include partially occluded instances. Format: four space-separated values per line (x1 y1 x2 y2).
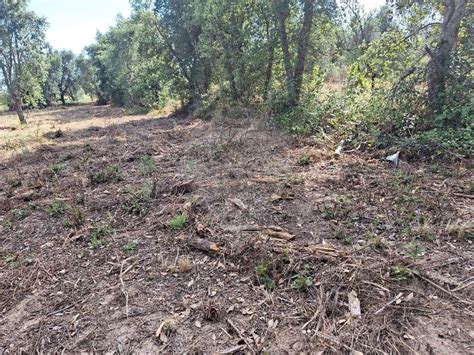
155 318 177 343
230 198 247 210
348 291 361 316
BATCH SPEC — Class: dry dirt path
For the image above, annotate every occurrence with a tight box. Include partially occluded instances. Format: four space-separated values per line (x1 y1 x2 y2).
0 105 473 353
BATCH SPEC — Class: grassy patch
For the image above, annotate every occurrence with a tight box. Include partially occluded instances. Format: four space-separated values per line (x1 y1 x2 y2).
169 214 188 230
46 200 67 218
138 154 156 176
89 224 112 250
89 165 123 185
122 181 156 216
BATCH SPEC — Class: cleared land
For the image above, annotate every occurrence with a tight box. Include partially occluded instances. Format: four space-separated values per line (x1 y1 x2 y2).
0 105 473 353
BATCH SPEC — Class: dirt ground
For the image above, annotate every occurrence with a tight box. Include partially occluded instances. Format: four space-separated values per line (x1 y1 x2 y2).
0 105 472 353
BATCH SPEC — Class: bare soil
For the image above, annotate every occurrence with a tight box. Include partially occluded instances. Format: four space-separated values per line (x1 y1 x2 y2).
0 105 473 353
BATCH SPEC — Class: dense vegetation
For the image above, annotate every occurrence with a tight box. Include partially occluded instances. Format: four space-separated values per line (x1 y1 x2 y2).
0 0 472 157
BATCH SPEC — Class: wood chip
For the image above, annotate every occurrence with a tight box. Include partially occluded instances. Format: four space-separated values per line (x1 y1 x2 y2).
230 198 247 211
348 291 361 316
188 237 220 253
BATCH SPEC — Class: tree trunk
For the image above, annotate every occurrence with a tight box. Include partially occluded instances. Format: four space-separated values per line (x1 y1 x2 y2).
263 18 276 102
426 0 467 115
14 94 26 124
293 0 314 105
273 0 294 105
60 92 66 105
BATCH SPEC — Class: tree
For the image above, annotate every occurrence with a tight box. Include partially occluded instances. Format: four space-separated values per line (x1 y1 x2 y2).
0 1 47 123
76 54 100 102
43 49 61 106
272 0 314 107
426 0 468 114
58 50 79 105
154 0 212 107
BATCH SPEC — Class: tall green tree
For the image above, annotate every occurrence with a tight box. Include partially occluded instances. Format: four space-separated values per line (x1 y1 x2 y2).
58 50 79 105
272 0 315 107
0 1 47 123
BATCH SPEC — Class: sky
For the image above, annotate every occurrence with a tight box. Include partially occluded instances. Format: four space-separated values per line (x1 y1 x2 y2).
30 0 132 53
30 0 385 54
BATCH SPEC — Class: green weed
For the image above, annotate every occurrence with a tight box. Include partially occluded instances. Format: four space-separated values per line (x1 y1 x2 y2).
391 265 418 281
89 165 123 185
47 200 67 218
89 224 111 250
123 241 138 253
297 154 311 166
12 208 29 220
404 242 426 258
122 181 156 216
255 262 276 290
169 214 188 230
292 264 313 291
139 155 156 176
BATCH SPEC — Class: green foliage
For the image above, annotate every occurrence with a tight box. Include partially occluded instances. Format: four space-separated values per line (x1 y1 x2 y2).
255 262 276 290
124 241 138 253
47 200 67 218
65 207 85 228
297 154 310 166
168 214 188 230
404 242 426 258
2 219 13 230
291 264 313 291
122 181 156 216
47 161 65 177
0 1 48 114
391 265 418 281
12 208 30 220
89 165 123 185
89 224 112 249
138 154 156 176
3 255 17 264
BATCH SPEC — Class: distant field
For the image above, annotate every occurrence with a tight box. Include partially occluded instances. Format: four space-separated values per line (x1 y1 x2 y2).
0 105 8 112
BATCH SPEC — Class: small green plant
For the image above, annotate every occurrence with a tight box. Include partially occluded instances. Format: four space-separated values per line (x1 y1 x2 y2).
297 154 311 166
367 233 387 250
336 231 353 245
255 262 276 290
391 265 418 281
89 165 123 185
139 155 156 176
288 175 304 185
4 255 16 264
169 214 188 230
12 208 29 220
1 219 13 230
123 241 138 253
320 205 336 220
292 264 313 291
66 207 85 228
122 181 156 216
89 224 111 250
404 242 426 258
47 161 65 177
47 200 67 218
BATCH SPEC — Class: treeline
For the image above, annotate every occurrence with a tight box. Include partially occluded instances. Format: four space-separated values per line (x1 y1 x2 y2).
0 0 472 155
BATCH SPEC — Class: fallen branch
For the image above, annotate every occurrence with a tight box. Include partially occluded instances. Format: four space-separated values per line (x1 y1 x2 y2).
227 319 254 353
374 293 403 315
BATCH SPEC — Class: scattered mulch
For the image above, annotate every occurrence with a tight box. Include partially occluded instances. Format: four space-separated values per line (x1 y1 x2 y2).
0 105 472 353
